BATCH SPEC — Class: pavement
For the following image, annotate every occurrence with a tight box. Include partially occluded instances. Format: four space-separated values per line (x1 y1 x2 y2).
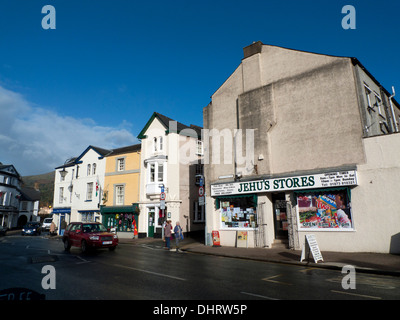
119 236 400 277
3 229 400 276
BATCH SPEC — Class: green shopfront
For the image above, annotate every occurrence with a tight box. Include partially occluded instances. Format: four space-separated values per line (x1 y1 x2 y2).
100 204 139 239
210 170 358 249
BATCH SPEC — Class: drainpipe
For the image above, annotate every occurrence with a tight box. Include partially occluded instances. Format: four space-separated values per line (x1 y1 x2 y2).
389 86 398 133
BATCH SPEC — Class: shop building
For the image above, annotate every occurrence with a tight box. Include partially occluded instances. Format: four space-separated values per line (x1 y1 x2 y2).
203 42 400 253
138 112 204 238
101 144 141 239
52 146 110 232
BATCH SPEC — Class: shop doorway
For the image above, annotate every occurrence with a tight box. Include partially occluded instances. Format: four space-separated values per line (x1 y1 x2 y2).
272 193 289 240
148 208 155 237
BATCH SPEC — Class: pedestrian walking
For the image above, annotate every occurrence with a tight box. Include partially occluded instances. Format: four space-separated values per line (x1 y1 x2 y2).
49 221 56 236
164 220 172 250
60 219 67 236
174 221 184 252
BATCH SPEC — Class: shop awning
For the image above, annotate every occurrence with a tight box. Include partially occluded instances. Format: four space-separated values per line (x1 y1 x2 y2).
215 194 257 209
100 204 140 214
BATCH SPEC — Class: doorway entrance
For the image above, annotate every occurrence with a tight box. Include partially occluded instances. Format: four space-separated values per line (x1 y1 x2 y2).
148 208 155 237
272 193 289 240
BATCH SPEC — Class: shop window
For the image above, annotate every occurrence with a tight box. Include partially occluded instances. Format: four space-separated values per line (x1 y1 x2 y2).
104 213 137 233
218 195 257 229
296 189 353 230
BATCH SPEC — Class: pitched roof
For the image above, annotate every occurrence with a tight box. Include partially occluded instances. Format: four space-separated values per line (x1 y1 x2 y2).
107 143 141 157
20 187 41 201
137 112 202 139
74 145 112 163
0 164 21 179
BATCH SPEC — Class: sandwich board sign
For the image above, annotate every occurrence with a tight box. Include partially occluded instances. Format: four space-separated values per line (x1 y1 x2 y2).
300 234 323 263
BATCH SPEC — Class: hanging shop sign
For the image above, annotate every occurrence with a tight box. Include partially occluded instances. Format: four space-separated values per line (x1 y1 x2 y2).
211 170 357 196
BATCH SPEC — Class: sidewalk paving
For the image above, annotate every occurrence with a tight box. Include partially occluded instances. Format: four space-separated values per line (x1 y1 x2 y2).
119 236 400 277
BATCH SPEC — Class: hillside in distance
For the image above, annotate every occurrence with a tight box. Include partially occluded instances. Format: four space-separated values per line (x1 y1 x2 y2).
22 171 55 207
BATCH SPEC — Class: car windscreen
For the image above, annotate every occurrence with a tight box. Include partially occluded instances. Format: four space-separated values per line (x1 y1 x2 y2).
25 223 39 228
82 224 107 233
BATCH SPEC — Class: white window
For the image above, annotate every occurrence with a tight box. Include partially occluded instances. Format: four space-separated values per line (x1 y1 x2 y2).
92 163 96 175
0 191 4 205
158 163 164 182
115 185 124 205
375 95 384 117
59 187 64 204
21 201 28 211
150 163 155 182
159 136 163 151
153 137 158 152
3 192 8 206
365 86 373 111
87 164 91 176
196 140 203 155
117 158 125 172
87 182 93 201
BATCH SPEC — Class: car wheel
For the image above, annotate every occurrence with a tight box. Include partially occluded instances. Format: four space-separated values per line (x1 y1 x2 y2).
64 239 71 251
81 240 88 253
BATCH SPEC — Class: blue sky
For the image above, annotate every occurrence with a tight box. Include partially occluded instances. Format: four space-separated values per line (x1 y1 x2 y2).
0 0 399 175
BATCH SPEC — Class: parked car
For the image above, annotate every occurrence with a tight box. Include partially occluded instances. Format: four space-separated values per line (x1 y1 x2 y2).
41 218 53 231
0 226 7 236
21 222 42 236
62 222 118 253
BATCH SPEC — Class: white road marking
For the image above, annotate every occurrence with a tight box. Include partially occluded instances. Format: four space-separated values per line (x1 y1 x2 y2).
262 274 292 286
76 256 91 264
241 292 279 300
330 290 381 300
114 264 186 281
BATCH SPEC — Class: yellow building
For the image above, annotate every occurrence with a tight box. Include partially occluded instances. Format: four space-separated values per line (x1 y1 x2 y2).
101 144 141 238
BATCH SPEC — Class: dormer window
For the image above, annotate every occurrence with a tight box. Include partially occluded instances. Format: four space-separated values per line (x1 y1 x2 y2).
87 164 91 176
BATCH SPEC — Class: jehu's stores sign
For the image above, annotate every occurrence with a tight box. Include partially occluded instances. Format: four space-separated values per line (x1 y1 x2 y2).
211 170 357 196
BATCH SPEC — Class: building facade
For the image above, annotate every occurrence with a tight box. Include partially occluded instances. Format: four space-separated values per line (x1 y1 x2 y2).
19 187 41 226
101 144 141 239
137 112 204 238
203 42 400 253
52 146 110 233
0 164 22 229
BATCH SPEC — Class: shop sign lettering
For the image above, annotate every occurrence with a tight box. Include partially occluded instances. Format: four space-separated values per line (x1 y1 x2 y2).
211 171 357 196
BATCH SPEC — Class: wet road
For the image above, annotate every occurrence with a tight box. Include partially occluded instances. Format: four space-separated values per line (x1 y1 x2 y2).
1 234 400 301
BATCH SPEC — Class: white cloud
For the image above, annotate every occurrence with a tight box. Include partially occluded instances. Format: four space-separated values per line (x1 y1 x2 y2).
0 85 138 176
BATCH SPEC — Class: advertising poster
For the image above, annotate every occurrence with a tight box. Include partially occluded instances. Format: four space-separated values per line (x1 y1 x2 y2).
297 192 353 230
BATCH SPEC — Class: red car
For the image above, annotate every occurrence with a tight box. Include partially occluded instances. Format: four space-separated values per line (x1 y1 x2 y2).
63 222 118 253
